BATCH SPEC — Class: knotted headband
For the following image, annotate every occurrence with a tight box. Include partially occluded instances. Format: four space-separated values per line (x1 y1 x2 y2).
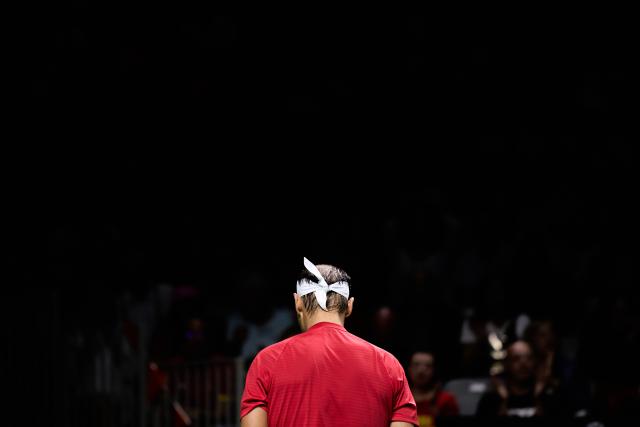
296 257 350 311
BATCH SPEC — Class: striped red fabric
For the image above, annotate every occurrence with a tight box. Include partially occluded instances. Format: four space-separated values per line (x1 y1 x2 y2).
241 322 418 426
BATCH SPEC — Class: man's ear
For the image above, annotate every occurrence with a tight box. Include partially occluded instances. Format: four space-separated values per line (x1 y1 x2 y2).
293 293 304 314
346 297 354 318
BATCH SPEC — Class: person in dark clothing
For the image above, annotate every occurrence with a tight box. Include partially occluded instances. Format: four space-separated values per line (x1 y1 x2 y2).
408 351 459 427
476 340 562 418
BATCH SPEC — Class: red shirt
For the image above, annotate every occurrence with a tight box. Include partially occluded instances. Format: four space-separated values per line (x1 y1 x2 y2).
241 322 418 426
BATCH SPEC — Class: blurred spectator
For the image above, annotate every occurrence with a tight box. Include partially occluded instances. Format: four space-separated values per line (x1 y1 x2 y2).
225 273 294 360
226 305 293 360
459 307 494 377
408 351 459 427
365 306 411 363
524 320 562 391
476 340 563 418
578 294 640 417
147 362 168 403
180 317 208 360
459 293 530 377
370 306 396 348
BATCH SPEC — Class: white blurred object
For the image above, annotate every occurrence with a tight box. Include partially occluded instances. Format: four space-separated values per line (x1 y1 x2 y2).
444 378 491 416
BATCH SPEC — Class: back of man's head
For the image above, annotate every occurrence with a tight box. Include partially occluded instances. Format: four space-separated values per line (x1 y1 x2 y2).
298 264 351 315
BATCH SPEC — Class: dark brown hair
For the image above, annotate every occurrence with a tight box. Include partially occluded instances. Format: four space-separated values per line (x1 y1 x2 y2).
298 264 351 315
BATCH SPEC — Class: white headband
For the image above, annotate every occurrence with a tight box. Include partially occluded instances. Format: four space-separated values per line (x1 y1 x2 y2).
296 257 350 311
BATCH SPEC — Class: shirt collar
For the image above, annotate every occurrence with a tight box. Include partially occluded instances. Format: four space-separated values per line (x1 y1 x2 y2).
307 321 346 332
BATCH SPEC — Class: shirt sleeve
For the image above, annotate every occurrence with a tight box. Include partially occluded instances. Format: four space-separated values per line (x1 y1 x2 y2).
389 357 419 426
240 351 270 419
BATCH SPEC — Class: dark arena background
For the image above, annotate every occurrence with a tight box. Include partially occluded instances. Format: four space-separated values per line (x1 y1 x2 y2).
5 10 638 427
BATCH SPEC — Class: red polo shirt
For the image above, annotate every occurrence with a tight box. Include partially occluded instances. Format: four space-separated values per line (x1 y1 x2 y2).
241 321 418 426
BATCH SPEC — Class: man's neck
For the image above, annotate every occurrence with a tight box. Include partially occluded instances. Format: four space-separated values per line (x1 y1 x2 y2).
306 312 344 330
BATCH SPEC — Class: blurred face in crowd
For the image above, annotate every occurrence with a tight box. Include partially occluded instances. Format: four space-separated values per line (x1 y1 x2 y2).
506 341 535 383
409 352 435 388
374 306 395 335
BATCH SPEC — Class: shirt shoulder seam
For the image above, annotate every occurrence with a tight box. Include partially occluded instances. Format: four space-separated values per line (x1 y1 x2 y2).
341 330 397 392
266 336 297 392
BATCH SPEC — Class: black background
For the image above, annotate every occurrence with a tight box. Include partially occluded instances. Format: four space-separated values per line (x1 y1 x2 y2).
7 10 638 426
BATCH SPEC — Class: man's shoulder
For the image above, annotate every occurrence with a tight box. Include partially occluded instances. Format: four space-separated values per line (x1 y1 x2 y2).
256 329 402 366
344 331 403 369
253 334 299 363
